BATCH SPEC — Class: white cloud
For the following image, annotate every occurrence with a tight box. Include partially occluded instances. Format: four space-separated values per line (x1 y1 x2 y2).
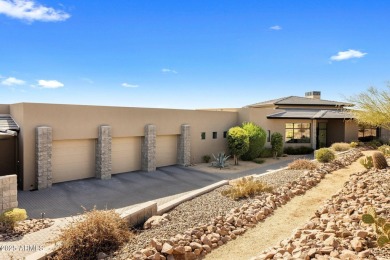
1 76 25 86
0 0 70 22
330 49 367 61
81 77 94 84
161 68 178 74
270 25 282 30
122 83 139 88
37 79 64 88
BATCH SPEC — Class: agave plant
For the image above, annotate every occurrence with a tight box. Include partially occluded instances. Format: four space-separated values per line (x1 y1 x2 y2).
361 206 390 247
211 152 230 169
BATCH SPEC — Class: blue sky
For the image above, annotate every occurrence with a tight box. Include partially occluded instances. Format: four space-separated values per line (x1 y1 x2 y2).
0 0 389 109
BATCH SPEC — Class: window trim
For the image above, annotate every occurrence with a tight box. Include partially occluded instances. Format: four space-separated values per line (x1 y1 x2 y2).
285 123 311 143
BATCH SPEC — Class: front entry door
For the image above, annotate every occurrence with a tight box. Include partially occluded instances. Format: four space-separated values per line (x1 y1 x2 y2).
317 123 327 149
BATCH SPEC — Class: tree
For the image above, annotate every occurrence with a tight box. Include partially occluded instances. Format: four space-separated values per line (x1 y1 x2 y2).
241 122 266 161
348 86 390 129
227 126 249 165
271 132 283 158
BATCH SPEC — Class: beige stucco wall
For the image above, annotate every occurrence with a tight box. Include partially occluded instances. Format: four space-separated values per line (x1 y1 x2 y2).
344 120 359 142
0 104 10 114
10 103 237 190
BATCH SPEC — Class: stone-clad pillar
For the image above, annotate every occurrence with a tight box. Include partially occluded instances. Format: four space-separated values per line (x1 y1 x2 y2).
177 124 191 166
142 124 156 172
96 125 112 179
36 126 52 190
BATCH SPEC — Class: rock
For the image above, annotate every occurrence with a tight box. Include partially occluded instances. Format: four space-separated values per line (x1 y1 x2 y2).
351 237 363 252
161 243 173 255
172 246 185 255
97 252 108 259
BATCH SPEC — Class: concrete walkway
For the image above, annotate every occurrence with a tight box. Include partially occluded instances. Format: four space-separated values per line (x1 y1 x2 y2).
3 155 310 259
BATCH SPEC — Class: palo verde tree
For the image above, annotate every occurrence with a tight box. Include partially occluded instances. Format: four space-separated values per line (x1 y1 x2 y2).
348 86 390 130
227 126 249 165
241 122 266 161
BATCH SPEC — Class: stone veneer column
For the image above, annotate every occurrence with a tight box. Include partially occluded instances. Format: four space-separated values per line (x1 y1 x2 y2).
177 124 191 166
96 125 112 179
36 126 52 190
142 124 156 172
0 175 18 213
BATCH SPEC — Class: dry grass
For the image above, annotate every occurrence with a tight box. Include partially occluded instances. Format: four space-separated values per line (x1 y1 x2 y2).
51 208 132 260
221 176 273 200
331 142 351 152
287 159 317 170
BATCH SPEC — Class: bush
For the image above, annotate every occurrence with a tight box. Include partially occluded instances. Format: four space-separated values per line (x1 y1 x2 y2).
221 176 273 200
202 155 211 163
0 208 27 229
360 156 373 169
284 146 314 155
259 148 273 158
241 122 266 161
287 159 317 170
53 208 132 260
227 126 249 165
378 145 390 157
271 132 283 158
350 141 359 148
330 142 351 152
253 158 265 164
315 148 336 163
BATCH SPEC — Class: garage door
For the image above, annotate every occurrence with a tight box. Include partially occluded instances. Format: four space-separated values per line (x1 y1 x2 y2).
52 139 95 183
112 137 141 174
156 135 178 167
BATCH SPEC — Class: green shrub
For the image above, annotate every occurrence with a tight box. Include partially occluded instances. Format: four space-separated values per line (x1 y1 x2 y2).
288 159 317 170
202 155 211 163
253 158 265 164
259 148 273 158
378 145 390 157
360 156 373 169
227 126 249 165
271 132 283 158
53 208 132 260
0 208 27 229
367 140 382 148
241 122 266 161
350 141 359 148
315 148 336 163
221 176 273 200
331 142 351 152
284 146 314 155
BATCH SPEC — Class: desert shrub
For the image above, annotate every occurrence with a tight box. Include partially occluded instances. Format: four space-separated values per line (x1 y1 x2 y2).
315 148 335 163
271 132 283 158
221 176 273 200
202 155 211 163
287 159 317 170
241 122 266 161
372 152 388 169
367 139 382 148
253 158 265 164
378 145 390 157
350 141 359 148
360 156 373 169
211 152 230 169
53 208 132 260
284 146 314 155
0 208 27 229
227 126 249 165
330 142 351 152
259 148 273 158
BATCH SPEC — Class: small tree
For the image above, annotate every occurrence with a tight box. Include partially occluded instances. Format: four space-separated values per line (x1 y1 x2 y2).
227 126 249 165
241 122 266 161
271 132 283 158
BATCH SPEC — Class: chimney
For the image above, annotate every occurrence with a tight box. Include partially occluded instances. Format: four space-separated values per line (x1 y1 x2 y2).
305 91 321 99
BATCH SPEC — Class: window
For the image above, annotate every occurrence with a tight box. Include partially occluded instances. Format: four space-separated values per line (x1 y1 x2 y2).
267 130 271 142
201 132 206 140
285 123 311 143
212 132 217 139
223 131 227 138
358 125 378 142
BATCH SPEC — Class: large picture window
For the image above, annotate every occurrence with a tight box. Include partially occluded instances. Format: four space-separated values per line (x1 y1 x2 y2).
285 123 311 143
358 125 378 142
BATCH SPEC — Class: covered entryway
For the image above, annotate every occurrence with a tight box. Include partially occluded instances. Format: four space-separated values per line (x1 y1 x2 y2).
0 115 20 184
156 135 178 167
112 137 142 174
52 139 95 183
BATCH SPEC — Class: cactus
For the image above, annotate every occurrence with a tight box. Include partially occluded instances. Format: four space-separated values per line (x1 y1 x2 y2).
362 207 390 247
221 176 273 200
211 152 230 169
360 156 373 169
372 152 388 169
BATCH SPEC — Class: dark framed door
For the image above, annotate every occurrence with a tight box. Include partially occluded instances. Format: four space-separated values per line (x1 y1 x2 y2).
317 123 327 149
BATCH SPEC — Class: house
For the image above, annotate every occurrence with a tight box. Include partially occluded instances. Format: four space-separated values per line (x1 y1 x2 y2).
0 91 383 190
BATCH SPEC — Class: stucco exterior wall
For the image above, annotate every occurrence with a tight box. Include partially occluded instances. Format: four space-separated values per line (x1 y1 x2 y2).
344 120 359 142
10 103 237 190
0 104 10 114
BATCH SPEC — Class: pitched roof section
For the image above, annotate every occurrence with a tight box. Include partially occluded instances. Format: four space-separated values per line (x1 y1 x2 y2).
246 96 353 108
267 109 354 120
0 114 20 132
